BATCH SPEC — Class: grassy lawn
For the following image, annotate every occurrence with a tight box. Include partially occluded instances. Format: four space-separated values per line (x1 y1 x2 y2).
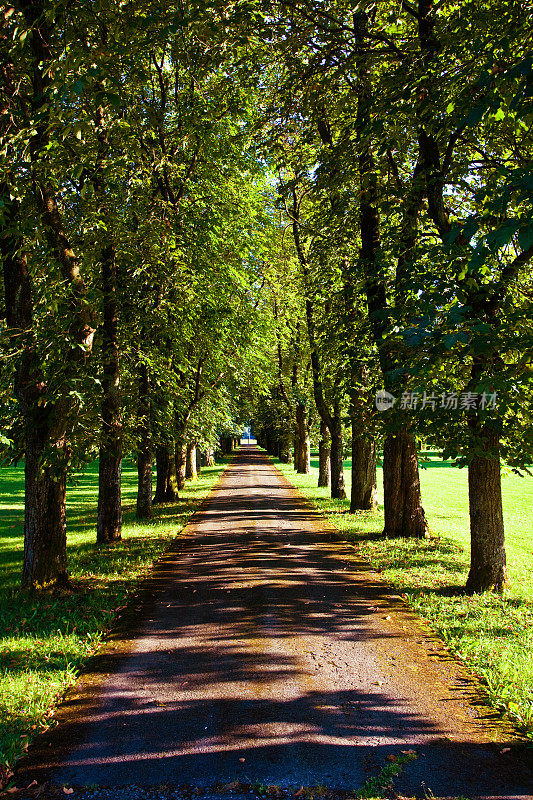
0 457 227 780
275 452 533 740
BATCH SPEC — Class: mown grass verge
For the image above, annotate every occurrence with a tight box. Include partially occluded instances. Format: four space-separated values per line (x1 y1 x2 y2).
0 457 228 781
274 452 533 740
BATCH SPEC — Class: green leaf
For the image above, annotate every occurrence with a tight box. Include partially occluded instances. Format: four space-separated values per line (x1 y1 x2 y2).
518 223 533 252
485 221 520 251
106 92 122 108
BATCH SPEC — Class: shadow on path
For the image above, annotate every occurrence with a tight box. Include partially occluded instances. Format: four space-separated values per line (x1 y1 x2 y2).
16 447 533 799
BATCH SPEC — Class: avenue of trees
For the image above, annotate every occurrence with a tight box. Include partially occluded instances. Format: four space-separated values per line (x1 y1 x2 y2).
1 0 531 595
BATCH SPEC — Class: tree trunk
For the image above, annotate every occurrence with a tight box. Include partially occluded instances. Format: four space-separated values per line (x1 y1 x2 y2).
278 427 291 463
136 449 152 519
295 403 310 474
466 425 506 593
220 435 233 455
136 361 152 519
351 434 378 511
195 448 202 474
97 244 122 544
318 419 331 487
154 445 169 504
22 436 69 589
293 419 301 471
383 428 429 537
97 455 122 543
175 439 186 490
1 19 95 588
166 453 178 498
205 447 215 467
154 445 177 503
1 190 71 588
301 431 311 473
186 443 197 480
330 407 346 499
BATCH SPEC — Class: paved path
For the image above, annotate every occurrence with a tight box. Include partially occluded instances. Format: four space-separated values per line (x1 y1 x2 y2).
17 447 532 799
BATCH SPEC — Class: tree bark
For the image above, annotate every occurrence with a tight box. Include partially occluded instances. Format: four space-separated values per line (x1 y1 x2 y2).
330 406 346 499
154 445 177 503
318 419 331 487
22 438 69 589
295 403 310 474
293 419 302 471
351 434 378 511
195 447 202 474
97 244 122 543
205 447 215 467
154 446 169 504
383 428 429 537
466 425 506 593
186 442 197 480
175 439 186 490
137 449 152 518
278 427 292 463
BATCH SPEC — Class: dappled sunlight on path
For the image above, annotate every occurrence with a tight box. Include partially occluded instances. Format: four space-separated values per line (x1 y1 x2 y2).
17 447 533 799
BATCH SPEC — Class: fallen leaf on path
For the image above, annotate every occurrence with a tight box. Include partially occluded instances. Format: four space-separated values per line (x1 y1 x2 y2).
239 758 246 762
63 789 74 795
386 754 397 762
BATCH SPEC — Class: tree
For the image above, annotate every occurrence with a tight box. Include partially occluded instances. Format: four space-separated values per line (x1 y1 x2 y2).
1 1 98 587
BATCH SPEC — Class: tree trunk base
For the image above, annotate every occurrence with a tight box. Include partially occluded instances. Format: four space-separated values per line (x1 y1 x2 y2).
351 435 378 511
318 420 330 488
383 429 428 538
330 423 346 500
154 445 178 504
465 426 506 593
136 449 153 519
97 453 122 543
22 449 69 590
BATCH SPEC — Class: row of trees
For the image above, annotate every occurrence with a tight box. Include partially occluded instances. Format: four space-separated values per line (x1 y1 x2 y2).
0 0 273 588
1 0 531 594
252 0 532 593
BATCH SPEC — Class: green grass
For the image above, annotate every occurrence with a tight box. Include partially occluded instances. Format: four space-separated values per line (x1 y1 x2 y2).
0 457 227 779
275 452 533 739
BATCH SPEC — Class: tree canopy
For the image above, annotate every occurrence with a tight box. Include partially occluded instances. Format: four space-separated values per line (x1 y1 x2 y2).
1 0 532 593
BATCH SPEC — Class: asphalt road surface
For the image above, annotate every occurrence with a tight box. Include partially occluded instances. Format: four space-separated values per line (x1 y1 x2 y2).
17 446 533 799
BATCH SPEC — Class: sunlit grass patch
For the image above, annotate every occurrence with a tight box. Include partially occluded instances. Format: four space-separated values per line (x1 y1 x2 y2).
0 458 227 773
275 453 533 739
